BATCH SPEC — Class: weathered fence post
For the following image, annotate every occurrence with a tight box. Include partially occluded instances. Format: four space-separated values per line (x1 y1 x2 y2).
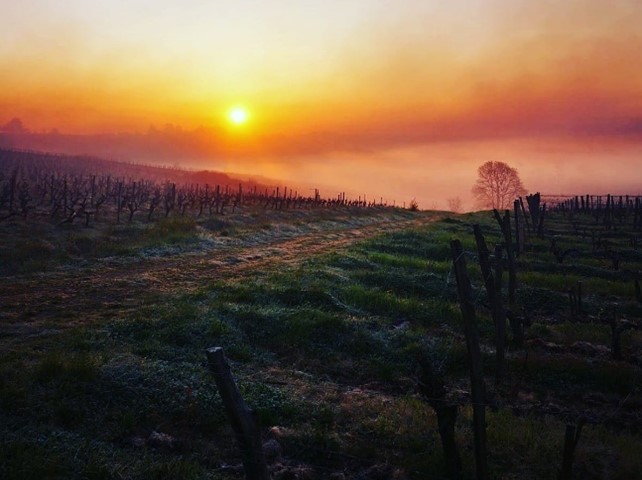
558 421 584 480
537 203 546 237
493 210 517 306
493 210 523 346
417 358 462 480
206 347 271 480
493 244 507 369
514 200 522 256
450 239 488 480
526 193 541 229
473 225 506 384
519 197 531 233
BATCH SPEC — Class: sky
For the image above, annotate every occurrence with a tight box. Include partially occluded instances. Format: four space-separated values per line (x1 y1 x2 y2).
2 0 642 208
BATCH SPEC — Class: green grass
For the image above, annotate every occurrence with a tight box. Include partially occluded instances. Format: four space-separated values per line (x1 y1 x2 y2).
1 207 641 479
339 284 425 319
0 237 62 274
516 352 638 396
552 323 611 345
520 271 632 297
143 216 198 244
368 251 434 270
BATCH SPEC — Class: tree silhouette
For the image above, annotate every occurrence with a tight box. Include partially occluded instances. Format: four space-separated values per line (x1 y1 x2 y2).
1 118 27 134
447 196 462 213
472 161 526 210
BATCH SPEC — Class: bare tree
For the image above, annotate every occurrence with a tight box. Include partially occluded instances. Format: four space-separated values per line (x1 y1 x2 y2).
447 196 463 213
472 161 526 210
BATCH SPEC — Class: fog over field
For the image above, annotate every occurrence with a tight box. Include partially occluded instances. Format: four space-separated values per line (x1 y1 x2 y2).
2 0 642 208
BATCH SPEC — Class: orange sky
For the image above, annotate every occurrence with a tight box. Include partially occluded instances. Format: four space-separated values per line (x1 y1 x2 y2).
2 0 642 208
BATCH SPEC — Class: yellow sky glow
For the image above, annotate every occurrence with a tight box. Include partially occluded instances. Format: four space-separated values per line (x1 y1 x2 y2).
228 107 249 126
2 0 642 208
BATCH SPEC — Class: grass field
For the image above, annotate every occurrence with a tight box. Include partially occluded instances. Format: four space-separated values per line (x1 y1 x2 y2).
1 205 641 479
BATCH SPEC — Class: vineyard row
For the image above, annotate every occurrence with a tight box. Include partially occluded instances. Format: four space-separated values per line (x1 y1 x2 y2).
0 149 387 225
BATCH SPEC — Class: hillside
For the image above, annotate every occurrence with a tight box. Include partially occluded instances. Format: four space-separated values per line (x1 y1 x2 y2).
1 195 641 479
0 148 270 191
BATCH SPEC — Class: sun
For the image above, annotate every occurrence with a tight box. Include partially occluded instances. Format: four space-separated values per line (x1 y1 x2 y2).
228 106 249 125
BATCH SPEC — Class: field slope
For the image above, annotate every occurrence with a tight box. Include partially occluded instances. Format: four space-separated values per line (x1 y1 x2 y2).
1 206 641 480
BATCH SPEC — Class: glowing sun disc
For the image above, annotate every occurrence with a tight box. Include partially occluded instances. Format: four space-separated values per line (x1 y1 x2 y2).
228 107 249 125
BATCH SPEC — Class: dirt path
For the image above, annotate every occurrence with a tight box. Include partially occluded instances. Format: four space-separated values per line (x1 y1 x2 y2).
0 211 442 329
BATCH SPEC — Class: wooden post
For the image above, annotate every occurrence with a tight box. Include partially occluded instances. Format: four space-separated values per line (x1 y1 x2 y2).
537 203 546 237
493 209 522 346
526 193 540 229
493 210 516 306
519 218 526 255
493 244 506 376
558 421 584 480
513 200 521 256
473 225 506 384
450 240 488 480
519 197 531 233
206 347 270 480
417 358 462 480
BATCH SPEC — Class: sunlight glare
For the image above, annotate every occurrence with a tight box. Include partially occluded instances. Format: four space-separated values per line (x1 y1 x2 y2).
228 107 249 125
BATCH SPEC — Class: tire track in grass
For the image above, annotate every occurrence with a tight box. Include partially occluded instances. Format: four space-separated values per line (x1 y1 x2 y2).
0 211 444 334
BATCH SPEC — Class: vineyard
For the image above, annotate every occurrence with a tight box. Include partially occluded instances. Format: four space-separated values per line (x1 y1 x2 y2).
0 149 382 227
0 150 641 479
